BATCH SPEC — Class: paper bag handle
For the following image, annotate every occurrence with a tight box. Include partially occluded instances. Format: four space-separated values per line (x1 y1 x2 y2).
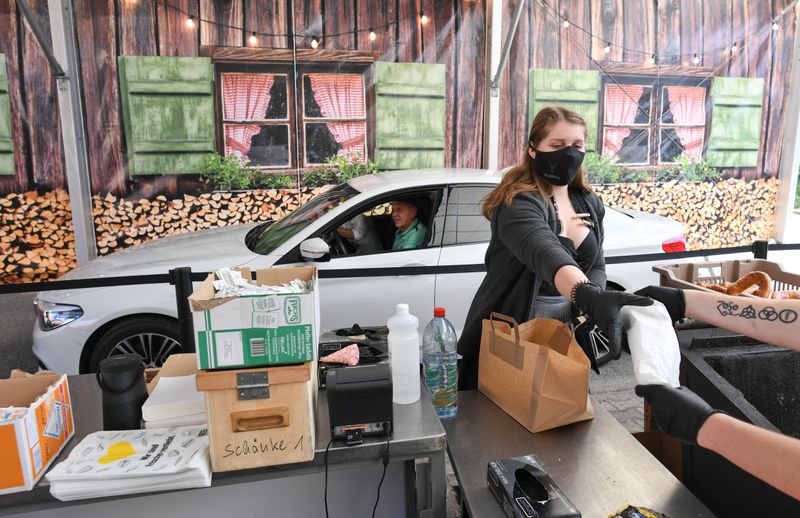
231 407 290 432
489 312 521 345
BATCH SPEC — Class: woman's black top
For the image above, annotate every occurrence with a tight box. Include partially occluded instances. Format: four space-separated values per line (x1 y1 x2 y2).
456 187 607 390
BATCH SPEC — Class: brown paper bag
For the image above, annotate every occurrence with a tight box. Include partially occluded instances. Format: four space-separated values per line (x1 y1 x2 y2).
478 312 594 432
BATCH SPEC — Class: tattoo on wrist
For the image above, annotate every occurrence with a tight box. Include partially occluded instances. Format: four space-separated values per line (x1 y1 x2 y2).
716 301 798 324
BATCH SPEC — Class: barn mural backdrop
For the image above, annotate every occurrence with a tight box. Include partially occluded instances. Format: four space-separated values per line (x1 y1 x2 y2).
0 0 796 283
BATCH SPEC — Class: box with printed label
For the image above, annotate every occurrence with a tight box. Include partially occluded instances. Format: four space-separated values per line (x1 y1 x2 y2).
0 371 75 494
190 266 320 370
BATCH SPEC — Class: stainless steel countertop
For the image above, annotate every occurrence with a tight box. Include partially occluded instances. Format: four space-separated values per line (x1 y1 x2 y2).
444 391 714 518
1 373 445 515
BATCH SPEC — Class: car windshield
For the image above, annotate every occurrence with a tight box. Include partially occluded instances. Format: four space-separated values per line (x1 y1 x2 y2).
246 183 359 255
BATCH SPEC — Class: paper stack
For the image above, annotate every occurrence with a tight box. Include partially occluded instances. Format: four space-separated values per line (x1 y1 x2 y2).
142 375 207 429
46 425 211 501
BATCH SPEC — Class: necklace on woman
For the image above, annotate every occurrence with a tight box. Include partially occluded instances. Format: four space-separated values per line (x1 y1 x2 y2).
550 195 594 229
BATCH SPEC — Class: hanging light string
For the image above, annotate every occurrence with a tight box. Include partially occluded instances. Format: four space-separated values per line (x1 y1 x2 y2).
547 0 799 60
159 0 427 44
538 0 768 161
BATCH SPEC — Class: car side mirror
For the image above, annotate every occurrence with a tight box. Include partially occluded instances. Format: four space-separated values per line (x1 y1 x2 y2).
300 238 330 262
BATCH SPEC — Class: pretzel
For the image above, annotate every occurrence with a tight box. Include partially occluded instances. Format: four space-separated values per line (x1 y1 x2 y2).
698 271 772 298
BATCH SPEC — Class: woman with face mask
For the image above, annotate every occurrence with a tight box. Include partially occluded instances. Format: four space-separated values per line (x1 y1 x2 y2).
458 106 652 390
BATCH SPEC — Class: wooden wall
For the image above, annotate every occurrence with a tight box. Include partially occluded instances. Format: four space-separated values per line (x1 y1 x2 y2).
498 0 796 180
0 0 486 196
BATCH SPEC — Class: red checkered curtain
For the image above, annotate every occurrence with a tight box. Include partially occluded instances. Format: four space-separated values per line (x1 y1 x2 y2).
308 74 366 159
603 85 644 156
222 74 274 159
666 86 705 159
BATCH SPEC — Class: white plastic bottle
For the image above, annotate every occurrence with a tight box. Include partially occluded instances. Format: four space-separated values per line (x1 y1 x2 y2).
388 303 421 404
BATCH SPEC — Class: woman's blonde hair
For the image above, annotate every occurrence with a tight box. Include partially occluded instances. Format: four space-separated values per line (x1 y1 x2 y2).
482 106 592 219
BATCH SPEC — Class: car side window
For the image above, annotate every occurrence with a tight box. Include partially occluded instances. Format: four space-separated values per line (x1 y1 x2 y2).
442 186 493 246
324 189 444 258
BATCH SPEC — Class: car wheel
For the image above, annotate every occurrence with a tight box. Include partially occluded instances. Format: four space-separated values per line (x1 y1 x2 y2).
89 317 183 372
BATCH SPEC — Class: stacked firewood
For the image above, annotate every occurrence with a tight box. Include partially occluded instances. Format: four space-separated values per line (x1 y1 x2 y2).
595 178 778 249
92 188 324 255
0 190 77 283
0 187 325 284
0 179 779 284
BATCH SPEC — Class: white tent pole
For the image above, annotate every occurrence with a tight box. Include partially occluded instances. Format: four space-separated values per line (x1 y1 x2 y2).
46 0 97 264
773 8 800 243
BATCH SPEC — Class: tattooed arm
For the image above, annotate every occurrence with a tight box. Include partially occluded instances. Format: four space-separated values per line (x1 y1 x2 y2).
684 290 800 351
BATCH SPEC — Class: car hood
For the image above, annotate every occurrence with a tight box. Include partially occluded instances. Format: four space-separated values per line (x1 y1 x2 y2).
60 224 261 280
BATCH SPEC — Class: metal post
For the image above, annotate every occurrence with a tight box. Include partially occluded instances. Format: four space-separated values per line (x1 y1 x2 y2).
170 267 197 353
752 240 769 260
773 15 800 242
47 0 97 265
483 0 503 171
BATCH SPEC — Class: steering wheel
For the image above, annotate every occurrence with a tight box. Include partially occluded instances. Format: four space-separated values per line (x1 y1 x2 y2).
325 229 351 257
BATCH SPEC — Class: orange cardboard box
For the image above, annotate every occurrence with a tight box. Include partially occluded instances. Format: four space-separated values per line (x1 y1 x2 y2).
0 371 75 494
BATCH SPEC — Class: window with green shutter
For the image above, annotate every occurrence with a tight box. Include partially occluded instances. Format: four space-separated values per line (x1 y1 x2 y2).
706 77 765 168
528 68 600 151
118 56 216 175
0 54 15 176
375 62 446 170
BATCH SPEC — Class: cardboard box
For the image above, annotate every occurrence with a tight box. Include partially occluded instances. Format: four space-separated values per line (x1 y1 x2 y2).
190 267 320 371
0 371 75 494
195 361 316 472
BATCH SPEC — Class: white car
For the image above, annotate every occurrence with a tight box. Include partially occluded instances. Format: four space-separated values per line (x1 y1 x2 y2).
32 169 686 374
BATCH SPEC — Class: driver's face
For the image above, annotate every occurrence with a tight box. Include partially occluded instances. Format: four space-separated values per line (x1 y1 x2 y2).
390 201 417 231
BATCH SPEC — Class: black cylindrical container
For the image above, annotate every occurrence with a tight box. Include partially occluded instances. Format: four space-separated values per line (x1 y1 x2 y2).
97 354 148 430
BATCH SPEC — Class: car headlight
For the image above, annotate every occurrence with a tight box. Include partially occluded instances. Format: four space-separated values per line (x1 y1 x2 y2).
34 299 84 331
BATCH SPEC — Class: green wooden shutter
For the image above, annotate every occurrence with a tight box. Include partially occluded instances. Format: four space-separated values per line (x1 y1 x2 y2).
375 62 446 170
118 56 215 175
528 68 600 151
0 54 15 176
706 77 764 168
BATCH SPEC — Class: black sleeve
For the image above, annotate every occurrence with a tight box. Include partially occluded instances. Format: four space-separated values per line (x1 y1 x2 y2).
495 192 579 288
587 195 607 288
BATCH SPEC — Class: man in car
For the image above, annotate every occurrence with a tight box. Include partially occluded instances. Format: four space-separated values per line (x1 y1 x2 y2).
390 199 426 250
337 214 381 255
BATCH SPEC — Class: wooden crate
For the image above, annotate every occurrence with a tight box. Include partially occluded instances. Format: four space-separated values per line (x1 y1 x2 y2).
196 362 316 472
654 259 800 296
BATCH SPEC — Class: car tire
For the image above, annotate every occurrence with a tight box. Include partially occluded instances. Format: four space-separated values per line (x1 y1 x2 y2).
89 316 183 372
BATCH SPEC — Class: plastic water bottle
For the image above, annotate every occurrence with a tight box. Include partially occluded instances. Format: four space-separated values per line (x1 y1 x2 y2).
388 303 420 404
422 307 458 418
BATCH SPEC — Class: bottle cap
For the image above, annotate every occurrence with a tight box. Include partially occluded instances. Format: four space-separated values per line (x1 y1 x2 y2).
396 303 409 315
433 307 446 317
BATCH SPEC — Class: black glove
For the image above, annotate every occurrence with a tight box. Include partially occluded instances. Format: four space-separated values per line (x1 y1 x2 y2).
573 282 653 358
634 285 686 323
635 384 718 445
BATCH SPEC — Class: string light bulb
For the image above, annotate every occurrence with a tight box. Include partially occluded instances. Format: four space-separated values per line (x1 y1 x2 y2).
647 54 655 65
311 36 319 49
369 29 377 41
603 42 611 54
420 12 429 25
730 41 739 53
562 20 569 29
773 21 780 31
692 54 700 65
249 32 257 46
185 15 195 29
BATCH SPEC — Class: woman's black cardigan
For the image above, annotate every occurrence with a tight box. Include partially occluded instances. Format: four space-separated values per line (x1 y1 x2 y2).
456 188 607 389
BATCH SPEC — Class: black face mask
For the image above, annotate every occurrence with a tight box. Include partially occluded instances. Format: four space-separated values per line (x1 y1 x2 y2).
531 146 586 186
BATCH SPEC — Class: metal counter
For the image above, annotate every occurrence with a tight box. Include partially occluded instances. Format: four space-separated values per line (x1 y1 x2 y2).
1 375 446 518
444 391 714 517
